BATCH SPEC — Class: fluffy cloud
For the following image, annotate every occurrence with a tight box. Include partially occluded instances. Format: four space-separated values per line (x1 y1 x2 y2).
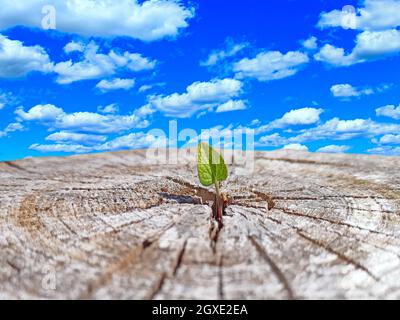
150 78 243 118
45 131 107 145
368 146 400 156
64 41 85 54
256 133 287 147
316 0 400 66
96 78 135 92
0 34 53 78
54 42 155 84
302 36 318 50
30 132 163 154
378 134 400 145
29 143 92 154
138 82 165 93
376 104 400 120
316 145 350 153
330 83 373 98
97 104 119 114
233 50 309 81
0 122 24 138
215 100 247 113
15 104 65 121
256 107 323 133
16 104 153 134
292 118 400 143
318 0 400 31
0 0 195 41
201 40 248 66
0 92 16 110
275 107 323 126
96 132 165 151
282 143 309 151
0 37 155 82
315 29 400 66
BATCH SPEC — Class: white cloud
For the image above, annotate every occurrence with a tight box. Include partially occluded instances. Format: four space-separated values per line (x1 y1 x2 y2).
201 40 248 66
46 131 107 145
139 85 153 93
318 0 400 31
97 104 119 114
0 0 195 41
29 143 92 154
317 145 350 153
96 132 165 151
376 104 400 120
215 100 247 113
30 131 164 154
0 91 15 110
54 43 155 84
233 50 309 81
315 29 400 66
379 134 400 144
0 122 24 138
96 78 135 92
291 118 400 143
55 112 149 134
368 146 400 156
15 104 65 121
330 83 374 98
256 133 287 147
302 36 318 50
282 143 309 151
64 41 85 54
277 107 323 126
256 107 323 133
150 78 243 118
0 34 53 78
16 104 153 134
138 82 165 93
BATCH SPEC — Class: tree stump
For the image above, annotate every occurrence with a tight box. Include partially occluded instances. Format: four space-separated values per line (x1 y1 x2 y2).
1 149 400 299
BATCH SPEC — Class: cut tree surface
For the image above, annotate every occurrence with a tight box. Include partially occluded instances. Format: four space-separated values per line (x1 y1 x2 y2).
1 149 400 299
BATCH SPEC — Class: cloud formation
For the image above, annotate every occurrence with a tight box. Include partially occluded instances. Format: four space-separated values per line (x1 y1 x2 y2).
316 145 350 153
96 78 135 92
54 42 155 84
0 35 52 78
376 103 400 120
15 103 153 134
0 0 195 41
330 83 373 98
318 0 400 31
201 39 248 66
149 78 243 118
234 50 309 81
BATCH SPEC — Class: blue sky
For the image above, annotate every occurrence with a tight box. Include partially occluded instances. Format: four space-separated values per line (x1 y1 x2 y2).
0 0 400 161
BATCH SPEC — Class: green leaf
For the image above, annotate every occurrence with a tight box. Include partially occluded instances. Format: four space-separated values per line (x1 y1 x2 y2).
197 142 228 187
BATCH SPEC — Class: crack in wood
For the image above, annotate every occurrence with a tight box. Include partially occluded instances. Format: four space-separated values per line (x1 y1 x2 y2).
276 207 396 238
296 231 379 281
80 223 175 299
249 236 295 299
173 239 187 277
148 273 167 300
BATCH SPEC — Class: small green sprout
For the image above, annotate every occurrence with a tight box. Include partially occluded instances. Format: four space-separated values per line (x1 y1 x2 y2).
197 142 228 227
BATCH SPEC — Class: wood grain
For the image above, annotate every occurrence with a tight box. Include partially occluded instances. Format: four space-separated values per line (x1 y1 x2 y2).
1 149 399 299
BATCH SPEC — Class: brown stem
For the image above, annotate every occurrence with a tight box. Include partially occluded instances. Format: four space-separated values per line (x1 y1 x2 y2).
213 181 224 229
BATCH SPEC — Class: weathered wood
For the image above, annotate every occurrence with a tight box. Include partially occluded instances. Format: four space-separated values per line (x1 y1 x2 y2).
1 149 400 299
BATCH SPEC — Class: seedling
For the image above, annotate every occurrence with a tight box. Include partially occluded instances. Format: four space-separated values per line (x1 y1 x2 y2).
197 142 229 228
